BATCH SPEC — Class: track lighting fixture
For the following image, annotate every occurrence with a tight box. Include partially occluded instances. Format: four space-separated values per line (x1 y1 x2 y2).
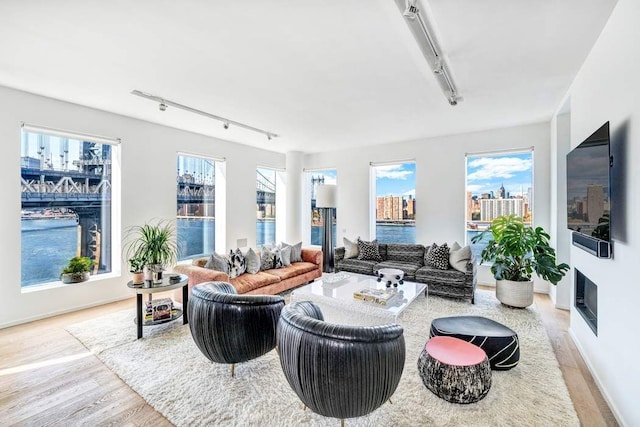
131 90 278 140
395 0 461 106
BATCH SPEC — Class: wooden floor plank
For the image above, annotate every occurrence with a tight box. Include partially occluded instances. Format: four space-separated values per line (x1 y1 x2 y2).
0 292 617 426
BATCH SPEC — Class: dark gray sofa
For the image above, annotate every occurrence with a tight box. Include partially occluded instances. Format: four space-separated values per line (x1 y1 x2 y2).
334 243 477 303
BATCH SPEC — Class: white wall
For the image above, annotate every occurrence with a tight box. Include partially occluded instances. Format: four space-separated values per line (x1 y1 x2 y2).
303 121 554 292
0 85 284 328
564 0 640 423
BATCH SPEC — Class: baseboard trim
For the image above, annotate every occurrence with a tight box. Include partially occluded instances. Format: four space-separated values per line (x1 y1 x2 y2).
568 328 625 426
0 295 132 329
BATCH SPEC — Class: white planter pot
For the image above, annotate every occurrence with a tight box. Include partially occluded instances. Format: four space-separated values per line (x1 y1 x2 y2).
496 279 534 308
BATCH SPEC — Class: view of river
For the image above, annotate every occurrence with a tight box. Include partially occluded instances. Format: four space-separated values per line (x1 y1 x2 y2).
21 218 489 287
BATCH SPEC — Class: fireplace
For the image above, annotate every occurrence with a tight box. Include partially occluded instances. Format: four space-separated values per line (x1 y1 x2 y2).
575 269 598 335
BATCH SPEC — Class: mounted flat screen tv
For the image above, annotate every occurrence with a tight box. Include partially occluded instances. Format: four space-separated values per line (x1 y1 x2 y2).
566 122 611 242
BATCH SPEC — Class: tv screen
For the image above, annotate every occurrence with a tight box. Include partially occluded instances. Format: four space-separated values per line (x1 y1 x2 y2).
566 122 611 241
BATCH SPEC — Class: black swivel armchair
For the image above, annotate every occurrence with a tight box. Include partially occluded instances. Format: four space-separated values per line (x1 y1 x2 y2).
277 301 405 425
187 281 285 376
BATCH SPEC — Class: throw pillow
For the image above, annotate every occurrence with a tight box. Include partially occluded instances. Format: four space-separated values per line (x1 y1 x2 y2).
343 237 359 259
228 249 246 279
260 246 276 271
425 243 450 270
282 241 302 263
280 245 292 266
204 252 229 273
449 242 472 273
357 238 382 262
244 248 261 274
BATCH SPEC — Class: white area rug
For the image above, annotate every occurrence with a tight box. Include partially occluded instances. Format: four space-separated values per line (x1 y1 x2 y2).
66 290 578 426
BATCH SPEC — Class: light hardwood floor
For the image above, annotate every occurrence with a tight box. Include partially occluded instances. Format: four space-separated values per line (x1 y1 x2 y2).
0 291 618 426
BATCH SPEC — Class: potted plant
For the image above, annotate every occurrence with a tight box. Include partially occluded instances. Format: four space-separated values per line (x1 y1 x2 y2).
124 219 178 284
471 214 569 308
61 256 96 284
128 256 146 285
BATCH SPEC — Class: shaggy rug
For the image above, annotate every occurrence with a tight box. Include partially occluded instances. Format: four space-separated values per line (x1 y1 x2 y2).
66 289 578 426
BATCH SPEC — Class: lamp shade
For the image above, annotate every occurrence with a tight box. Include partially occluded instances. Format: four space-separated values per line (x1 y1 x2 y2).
316 184 337 208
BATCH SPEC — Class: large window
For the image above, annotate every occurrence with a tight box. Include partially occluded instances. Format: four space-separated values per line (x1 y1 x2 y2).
177 154 216 260
373 162 416 244
466 150 533 258
21 127 116 287
305 169 337 247
256 167 276 247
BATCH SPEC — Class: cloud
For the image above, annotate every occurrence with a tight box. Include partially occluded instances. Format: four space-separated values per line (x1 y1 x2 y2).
467 157 531 181
403 189 416 197
375 164 414 180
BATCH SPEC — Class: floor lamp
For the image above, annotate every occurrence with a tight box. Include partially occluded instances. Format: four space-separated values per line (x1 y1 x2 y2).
316 184 337 273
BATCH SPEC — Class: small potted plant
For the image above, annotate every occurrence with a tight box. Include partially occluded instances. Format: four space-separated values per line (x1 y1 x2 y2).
124 219 178 284
128 256 146 285
471 214 569 308
61 256 96 284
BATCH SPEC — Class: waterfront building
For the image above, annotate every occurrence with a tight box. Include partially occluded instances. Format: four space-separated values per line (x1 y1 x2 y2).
480 198 524 221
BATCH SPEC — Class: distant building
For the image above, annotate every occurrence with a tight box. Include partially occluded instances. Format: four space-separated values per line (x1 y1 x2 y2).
480 198 524 221
497 183 506 199
586 184 604 224
377 195 413 221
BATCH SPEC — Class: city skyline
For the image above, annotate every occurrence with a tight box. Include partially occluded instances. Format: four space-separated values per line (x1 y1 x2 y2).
466 152 532 197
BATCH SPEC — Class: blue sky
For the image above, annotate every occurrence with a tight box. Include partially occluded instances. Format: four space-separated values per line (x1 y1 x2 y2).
466 152 532 197
375 163 415 197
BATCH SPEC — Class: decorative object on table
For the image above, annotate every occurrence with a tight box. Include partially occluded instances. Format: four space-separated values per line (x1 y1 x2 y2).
278 301 405 424
187 282 285 377
322 271 350 284
315 184 337 273
60 256 96 284
471 214 569 308
376 267 404 288
123 219 179 285
417 336 491 404
128 256 146 285
145 297 174 322
430 315 520 370
168 274 182 283
353 287 397 306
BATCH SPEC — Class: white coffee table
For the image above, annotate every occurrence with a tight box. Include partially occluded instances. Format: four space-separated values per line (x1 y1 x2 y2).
290 272 427 326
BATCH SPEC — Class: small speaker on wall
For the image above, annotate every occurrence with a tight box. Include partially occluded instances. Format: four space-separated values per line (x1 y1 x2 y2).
571 232 611 259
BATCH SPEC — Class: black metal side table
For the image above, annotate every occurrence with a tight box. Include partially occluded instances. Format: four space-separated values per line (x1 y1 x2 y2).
127 274 189 339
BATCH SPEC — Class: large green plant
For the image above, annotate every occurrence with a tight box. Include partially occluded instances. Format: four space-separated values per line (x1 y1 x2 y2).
471 215 569 284
124 219 178 268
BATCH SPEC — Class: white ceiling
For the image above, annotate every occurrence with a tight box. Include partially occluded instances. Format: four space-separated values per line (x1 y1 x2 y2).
0 0 616 153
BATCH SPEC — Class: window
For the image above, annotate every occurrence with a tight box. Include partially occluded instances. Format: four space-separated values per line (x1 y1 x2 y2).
177 154 216 260
21 127 117 287
372 162 416 244
465 150 534 259
256 167 276 247
305 169 337 247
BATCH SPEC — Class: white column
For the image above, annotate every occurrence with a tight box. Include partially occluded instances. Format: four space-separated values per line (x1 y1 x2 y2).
285 151 303 243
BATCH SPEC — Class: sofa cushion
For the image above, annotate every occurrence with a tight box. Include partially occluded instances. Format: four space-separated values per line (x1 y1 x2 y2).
228 249 246 279
260 247 277 270
343 237 359 259
204 252 229 273
282 241 303 262
357 238 382 262
416 265 466 286
425 243 450 270
385 243 425 265
265 262 318 281
244 248 261 274
449 242 472 273
230 271 280 294
337 258 378 275
374 261 422 279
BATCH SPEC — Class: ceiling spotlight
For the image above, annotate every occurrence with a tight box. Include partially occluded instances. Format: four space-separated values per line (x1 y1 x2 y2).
266 134 272 141
223 122 229 129
159 102 167 111
403 0 418 19
448 95 458 106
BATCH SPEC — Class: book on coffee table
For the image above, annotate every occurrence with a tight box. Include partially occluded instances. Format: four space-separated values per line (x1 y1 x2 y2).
353 288 397 306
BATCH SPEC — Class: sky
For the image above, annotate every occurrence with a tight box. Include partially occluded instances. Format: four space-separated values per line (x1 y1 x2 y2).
375 163 416 197
466 152 532 197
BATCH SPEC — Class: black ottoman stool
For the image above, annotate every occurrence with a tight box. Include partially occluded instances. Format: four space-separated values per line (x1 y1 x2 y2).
429 316 519 371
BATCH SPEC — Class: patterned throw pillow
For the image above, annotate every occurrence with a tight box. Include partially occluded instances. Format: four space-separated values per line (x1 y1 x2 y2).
282 241 302 263
204 252 229 273
228 249 246 279
425 243 450 270
357 238 382 262
343 237 359 259
244 248 261 274
260 247 276 271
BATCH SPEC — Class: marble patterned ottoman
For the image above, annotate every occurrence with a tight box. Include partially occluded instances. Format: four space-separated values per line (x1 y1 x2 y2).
429 315 520 370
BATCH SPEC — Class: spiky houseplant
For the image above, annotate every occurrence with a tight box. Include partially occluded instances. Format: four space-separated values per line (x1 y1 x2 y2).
471 214 569 307
124 220 178 283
